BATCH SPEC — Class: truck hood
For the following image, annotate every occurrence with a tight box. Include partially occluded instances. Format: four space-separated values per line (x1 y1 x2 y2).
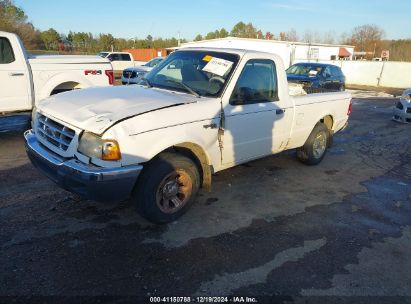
37 85 197 134
28 54 110 64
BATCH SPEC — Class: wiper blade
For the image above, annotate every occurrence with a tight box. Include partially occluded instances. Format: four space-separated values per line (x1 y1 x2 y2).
141 77 152 88
166 79 200 98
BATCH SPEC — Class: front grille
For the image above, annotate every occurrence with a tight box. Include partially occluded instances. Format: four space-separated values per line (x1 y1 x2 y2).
396 102 404 110
407 107 411 114
36 114 75 151
123 70 137 78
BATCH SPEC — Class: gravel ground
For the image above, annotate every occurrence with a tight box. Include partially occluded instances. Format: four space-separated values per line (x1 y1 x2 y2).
0 96 410 303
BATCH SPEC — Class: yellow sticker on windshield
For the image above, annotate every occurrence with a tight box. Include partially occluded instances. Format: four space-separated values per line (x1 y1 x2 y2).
203 55 213 62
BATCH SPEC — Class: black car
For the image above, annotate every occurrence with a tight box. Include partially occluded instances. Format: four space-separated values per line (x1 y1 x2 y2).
286 63 346 93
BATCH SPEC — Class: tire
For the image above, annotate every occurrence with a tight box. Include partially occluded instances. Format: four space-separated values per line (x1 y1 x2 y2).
340 84 345 91
297 122 330 166
132 152 200 224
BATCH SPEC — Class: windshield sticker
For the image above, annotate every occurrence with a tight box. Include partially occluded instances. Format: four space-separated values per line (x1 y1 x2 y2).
203 55 213 62
202 57 233 77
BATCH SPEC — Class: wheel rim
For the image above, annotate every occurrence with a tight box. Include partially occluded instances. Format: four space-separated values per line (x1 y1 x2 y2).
156 169 193 214
313 131 327 158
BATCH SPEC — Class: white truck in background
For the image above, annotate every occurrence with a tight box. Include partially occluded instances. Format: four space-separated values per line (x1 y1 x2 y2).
97 51 135 71
25 48 352 224
0 31 114 131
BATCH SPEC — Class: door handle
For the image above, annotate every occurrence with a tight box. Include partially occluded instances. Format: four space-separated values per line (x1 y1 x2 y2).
276 109 285 115
203 123 217 129
9 72 25 77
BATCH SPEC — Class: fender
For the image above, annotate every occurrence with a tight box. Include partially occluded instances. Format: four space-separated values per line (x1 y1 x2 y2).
37 71 94 103
113 121 216 190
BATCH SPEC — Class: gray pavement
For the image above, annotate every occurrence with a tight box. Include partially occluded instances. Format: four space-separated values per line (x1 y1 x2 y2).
0 97 410 303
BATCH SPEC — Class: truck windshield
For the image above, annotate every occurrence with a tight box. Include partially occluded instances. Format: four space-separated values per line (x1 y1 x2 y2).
286 64 323 77
144 50 239 97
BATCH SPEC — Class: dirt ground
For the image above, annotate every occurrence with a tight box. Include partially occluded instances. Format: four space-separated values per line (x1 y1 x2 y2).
1 96 411 303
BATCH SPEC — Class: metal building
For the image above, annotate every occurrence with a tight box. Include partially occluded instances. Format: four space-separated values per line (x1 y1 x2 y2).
178 37 354 68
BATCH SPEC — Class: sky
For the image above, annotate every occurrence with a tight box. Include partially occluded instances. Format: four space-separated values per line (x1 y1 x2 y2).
13 0 411 41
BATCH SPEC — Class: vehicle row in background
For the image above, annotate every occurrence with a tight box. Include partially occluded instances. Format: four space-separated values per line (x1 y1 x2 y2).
286 62 346 93
121 57 164 85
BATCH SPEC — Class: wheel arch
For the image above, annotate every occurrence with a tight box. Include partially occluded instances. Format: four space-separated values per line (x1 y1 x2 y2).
38 72 93 101
320 115 334 130
50 81 83 95
160 142 213 191
319 114 334 147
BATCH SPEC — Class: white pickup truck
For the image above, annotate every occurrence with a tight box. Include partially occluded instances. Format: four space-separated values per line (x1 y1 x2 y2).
97 51 135 71
0 31 113 130
25 48 352 223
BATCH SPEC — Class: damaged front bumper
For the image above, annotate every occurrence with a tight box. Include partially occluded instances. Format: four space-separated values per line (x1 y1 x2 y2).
24 129 143 202
393 99 411 124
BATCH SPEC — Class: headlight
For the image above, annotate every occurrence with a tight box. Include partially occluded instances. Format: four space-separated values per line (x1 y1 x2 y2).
78 132 121 161
401 93 411 103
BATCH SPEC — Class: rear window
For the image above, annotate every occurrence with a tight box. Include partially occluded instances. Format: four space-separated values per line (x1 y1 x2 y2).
121 54 131 61
108 54 120 61
0 37 15 64
331 66 343 76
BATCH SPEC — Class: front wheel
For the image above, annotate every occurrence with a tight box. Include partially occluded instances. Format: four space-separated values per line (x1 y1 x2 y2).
132 152 200 224
297 122 330 165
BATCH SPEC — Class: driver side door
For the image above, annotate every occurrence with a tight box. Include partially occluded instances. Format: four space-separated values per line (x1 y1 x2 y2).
221 59 289 165
0 37 31 112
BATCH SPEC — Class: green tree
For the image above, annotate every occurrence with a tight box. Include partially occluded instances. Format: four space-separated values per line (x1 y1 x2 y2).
70 32 90 50
230 22 258 38
194 34 203 41
205 31 216 40
0 0 26 31
146 34 153 48
0 0 43 49
40 28 60 50
218 28 229 38
98 33 115 51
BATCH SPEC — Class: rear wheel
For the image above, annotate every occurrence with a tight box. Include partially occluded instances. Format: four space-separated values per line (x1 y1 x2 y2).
297 122 330 165
132 152 200 224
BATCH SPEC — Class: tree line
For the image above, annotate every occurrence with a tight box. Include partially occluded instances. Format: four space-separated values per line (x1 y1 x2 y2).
40 29 184 53
0 0 184 53
1 0 410 61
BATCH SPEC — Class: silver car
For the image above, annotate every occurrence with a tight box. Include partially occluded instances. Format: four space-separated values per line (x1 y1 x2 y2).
393 89 411 124
121 57 164 85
